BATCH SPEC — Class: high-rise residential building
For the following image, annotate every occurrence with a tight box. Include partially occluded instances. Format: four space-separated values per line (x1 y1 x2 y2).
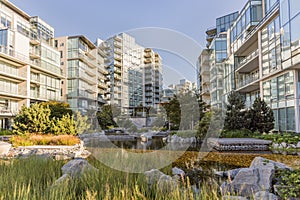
55 36 108 117
168 79 196 94
0 0 63 129
201 0 300 133
143 48 163 110
198 49 211 104
99 33 162 116
204 12 239 109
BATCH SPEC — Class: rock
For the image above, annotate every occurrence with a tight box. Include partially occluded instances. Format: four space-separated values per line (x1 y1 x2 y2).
250 157 292 170
221 168 262 197
157 174 178 192
222 195 248 200
52 174 71 186
297 142 300 149
172 167 185 176
253 191 279 200
144 169 165 185
281 142 287 148
0 142 11 155
214 168 247 179
272 143 279 149
61 158 98 178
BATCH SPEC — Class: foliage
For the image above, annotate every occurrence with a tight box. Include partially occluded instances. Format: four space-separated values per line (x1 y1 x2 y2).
163 95 181 130
220 129 260 138
13 103 52 135
10 134 80 147
174 130 197 138
51 114 77 135
0 156 221 200
224 91 246 130
249 98 274 133
97 105 117 129
275 169 300 199
256 133 300 145
196 111 212 141
178 91 200 130
74 111 91 135
40 101 73 120
0 129 13 136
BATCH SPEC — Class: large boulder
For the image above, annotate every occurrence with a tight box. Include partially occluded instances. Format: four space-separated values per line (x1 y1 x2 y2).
253 191 279 200
144 169 165 186
61 158 98 178
222 196 247 200
0 141 11 156
221 168 262 197
250 157 292 170
221 157 292 197
172 167 185 176
157 174 178 192
214 168 248 180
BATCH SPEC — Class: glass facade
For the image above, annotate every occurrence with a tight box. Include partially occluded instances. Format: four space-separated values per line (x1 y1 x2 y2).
216 12 239 34
263 71 295 131
261 16 281 76
230 0 263 52
265 0 279 14
280 0 300 68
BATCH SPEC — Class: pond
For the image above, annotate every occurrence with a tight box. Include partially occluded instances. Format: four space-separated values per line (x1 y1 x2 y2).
84 136 300 173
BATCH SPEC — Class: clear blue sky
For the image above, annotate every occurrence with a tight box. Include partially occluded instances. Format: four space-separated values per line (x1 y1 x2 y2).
10 0 247 86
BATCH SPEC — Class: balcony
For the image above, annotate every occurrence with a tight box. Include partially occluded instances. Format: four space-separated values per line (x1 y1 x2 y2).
114 41 122 48
236 49 259 73
0 45 29 66
78 52 98 69
98 82 108 89
114 74 122 80
30 34 40 45
114 36 122 42
114 48 122 55
29 48 41 59
236 74 260 93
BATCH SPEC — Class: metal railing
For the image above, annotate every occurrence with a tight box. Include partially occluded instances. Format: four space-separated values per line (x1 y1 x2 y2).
236 49 259 69
237 74 259 88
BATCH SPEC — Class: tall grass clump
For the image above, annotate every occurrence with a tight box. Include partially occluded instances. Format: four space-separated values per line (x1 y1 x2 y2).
0 156 221 200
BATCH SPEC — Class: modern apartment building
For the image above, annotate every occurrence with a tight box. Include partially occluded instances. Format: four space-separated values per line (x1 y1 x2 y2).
198 49 211 104
143 48 163 110
0 0 63 129
99 33 163 116
168 79 197 94
200 0 300 133
55 36 108 117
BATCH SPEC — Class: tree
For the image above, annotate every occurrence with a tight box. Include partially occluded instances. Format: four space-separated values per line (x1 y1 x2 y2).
41 101 73 120
13 103 52 135
196 111 212 142
224 91 246 130
249 97 274 133
97 105 117 129
51 114 76 135
74 112 91 134
163 95 181 130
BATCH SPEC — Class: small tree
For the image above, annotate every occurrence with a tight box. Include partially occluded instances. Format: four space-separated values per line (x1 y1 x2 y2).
196 111 212 142
41 101 73 120
75 112 91 134
249 97 274 133
163 95 181 130
51 114 76 135
97 105 117 129
224 91 246 130
13 103 52 135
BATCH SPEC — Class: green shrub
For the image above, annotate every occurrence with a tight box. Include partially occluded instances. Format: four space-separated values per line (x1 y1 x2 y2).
256 133 300 145
0 129 13 136
220 129 260 138
275 169 300 199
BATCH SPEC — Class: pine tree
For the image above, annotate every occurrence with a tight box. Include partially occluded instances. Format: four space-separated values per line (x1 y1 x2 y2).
250 97 274 133
224 91 246 130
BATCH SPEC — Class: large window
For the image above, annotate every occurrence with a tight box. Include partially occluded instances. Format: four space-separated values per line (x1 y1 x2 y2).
261 17 281 76
265 0 279 14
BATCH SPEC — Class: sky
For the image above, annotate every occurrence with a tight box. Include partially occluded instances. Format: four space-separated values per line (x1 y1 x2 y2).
10 0 247 87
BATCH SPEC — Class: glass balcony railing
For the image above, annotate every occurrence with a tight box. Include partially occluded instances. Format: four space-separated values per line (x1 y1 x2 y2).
237 74 259 88
236 49 259 69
